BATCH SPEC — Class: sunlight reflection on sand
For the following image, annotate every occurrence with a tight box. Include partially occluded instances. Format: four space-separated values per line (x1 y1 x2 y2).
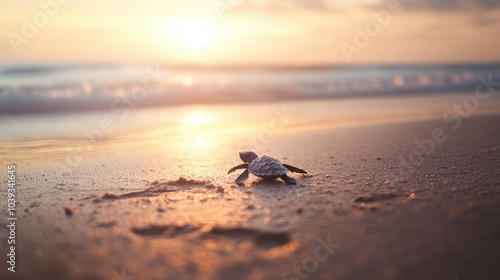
2 94 500 164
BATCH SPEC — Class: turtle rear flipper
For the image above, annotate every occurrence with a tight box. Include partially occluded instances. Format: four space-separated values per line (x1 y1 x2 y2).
280 174 296 184
228 163 248 174
282 164 307 174
236 169 249 184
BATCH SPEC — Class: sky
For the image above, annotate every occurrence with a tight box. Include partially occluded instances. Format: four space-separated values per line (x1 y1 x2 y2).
1 0 499 65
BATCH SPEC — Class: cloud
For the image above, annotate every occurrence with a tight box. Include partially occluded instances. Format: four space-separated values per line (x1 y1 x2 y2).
469 0 500 9
235 0 500 26
240 0 500 12
391 0 500 11
236 0 330 11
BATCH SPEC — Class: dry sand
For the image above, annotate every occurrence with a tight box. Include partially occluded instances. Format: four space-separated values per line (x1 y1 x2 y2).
1 94 500 280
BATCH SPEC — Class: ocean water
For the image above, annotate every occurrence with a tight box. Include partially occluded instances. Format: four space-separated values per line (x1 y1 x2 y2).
1 63 499 114
2 63 500 164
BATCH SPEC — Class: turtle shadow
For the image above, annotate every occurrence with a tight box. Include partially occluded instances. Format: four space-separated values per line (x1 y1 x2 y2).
246 173 312 187
250 179 288 187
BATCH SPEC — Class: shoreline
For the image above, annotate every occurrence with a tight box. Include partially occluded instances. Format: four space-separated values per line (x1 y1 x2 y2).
2 91 500 165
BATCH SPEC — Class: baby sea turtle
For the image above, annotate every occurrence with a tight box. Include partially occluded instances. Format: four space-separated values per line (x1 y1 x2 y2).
228 151 307 184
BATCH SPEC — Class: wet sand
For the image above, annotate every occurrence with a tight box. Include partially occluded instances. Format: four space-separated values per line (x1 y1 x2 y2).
1 94 500 280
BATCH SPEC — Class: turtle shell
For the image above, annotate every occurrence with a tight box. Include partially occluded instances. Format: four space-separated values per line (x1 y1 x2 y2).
248 155 287 178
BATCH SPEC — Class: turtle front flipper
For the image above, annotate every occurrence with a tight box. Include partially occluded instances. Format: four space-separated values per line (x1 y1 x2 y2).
282 164 307 174
228 164 249 174
235 169 249 184
280 174 296 184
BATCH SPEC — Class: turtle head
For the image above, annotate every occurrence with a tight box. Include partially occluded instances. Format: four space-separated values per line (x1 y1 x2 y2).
239 151 258 163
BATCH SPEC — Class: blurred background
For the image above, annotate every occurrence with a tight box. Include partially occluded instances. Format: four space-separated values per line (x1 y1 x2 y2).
1 0 499 162
2 0 500 65
1 0 500 113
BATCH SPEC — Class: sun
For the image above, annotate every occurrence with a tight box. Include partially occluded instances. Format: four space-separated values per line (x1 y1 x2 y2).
170 18 216 50
188 113 207 126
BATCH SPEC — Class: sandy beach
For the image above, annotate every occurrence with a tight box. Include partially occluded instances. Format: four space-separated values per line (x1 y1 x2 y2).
1 93 500 280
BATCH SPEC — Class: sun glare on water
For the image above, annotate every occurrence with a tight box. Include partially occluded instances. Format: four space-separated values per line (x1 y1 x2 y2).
185 112 211 149
196 137 206 148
